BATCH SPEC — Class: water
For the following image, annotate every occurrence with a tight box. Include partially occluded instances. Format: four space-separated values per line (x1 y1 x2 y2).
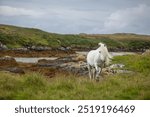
15 57 57 63
14 52 135 63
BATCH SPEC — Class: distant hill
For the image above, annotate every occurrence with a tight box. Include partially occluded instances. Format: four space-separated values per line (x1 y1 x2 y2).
0 24 150 51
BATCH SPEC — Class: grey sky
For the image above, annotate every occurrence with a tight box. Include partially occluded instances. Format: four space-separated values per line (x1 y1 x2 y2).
0 0 150 34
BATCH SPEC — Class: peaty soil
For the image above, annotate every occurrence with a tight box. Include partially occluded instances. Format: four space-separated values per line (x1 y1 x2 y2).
0 49 75 57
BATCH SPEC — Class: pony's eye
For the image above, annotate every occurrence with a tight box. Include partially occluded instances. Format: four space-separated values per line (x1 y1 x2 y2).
99 51 101 53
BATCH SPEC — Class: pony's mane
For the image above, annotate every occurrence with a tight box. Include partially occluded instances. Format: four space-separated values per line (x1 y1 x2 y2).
98 43 112 66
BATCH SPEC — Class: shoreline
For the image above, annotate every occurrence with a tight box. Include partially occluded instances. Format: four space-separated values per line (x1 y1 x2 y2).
0 48 143 57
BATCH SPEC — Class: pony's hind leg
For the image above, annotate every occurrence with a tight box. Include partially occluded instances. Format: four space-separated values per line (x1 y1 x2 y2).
87 64 92 80
92 68 96 79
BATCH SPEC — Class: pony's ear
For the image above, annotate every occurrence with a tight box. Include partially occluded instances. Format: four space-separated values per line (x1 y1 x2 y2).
98 43 101 46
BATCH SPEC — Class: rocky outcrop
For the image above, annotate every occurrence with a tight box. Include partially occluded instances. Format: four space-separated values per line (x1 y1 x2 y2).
0 56 25 74
37 55 87 75
0 56 18 67
58 46 72 51
142 49 150 55
29 46 52 51
37 54 133 76
0 42 7 50
72 54 86 61
5 67 25 74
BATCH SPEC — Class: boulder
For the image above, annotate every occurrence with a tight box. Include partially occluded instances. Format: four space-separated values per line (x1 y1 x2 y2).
109 64 125 69
37 57 74 67
5 67 25 74
142 49 150 55
37 57 88 75
0 42 7 50
60 61 88 75
0 56 18 67
73 54 86 61
104 63 134 75
58 46 71 51
29 46 52 51
12 48 28 51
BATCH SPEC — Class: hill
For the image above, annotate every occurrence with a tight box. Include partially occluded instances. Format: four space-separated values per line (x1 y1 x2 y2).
0 24 150 51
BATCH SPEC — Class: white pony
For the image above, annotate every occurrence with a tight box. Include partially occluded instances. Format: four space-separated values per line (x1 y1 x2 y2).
86 42 112 80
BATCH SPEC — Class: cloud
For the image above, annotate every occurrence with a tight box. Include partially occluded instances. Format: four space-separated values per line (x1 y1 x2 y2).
103 4 150 33
0 1 150 34
0 5 44 18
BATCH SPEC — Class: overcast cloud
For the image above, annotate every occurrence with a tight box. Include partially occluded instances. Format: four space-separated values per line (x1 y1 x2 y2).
0 0 150 34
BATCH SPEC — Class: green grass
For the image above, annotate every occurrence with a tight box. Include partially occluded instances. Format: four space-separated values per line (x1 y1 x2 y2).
1 24 150 50
0 72 149 100
112 54 150 75
0 54 150 100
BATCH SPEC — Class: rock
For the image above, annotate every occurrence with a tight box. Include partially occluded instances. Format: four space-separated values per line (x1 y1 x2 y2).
37 56 88 75
5 67 25 74
56 56 74 62
109 64 125 69
0 56 18 67
37 57 75 67
0 42 7 50
29 46 52 51
104 63 134 75
37 59 58 67
0 56 24 74
60 61 88 75
142 49 150 55
66 47 71 50
58 46 71 51
73 54 86 61
37 56 134 76
12 48 28 51
59 47 66 51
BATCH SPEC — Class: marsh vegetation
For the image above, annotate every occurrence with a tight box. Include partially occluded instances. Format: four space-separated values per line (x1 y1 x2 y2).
0 53 150 100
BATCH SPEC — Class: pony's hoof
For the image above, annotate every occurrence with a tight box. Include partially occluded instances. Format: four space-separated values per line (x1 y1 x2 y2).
96 79 100 82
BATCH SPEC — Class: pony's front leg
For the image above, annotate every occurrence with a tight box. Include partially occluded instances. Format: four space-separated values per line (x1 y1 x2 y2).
95 64 101 81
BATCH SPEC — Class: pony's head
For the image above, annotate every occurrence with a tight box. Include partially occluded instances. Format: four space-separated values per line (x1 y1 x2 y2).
98 42 112 66
98 42 106 48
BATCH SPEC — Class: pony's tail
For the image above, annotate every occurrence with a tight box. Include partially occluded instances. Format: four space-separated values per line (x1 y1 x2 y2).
105 53 112 66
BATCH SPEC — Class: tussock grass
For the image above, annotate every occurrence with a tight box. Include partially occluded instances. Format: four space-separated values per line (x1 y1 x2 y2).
0 54 150 100
0 72 149 100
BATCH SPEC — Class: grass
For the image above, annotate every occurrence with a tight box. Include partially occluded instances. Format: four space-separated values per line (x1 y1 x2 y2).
0 54 150 100
112 54 150 75
0 72 149 100
1 24 150 50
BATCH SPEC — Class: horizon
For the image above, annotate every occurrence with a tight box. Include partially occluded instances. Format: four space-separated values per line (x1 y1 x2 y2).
0 0 150 35
1 23 150 36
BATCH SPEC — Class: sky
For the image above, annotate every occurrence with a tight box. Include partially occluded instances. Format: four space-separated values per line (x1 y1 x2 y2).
0 0 150 34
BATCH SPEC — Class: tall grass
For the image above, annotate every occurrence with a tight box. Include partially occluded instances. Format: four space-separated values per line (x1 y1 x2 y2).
0 54 150 100
0 72 149 100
